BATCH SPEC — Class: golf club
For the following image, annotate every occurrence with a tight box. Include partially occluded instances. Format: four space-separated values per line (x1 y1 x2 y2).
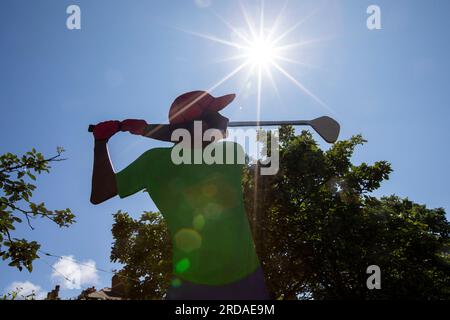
88 116 340 143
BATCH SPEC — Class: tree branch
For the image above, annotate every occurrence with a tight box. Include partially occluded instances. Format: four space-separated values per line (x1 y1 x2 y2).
1 226 13 243
0 154 66 174
23 212 34 230
0 201 35 230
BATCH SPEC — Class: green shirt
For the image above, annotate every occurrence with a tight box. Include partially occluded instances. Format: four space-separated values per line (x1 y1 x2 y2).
115 141 260 285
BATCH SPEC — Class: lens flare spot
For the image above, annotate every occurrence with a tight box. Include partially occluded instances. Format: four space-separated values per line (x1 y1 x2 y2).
175 258 191 273
175 228 202 253
171 278 182 288
202 183 218 197
204 202 223 219
193 215 206 230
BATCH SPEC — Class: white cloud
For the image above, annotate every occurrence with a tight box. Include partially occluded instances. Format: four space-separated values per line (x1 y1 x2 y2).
6 281 46 300
51 255 99 290
194 0 211 8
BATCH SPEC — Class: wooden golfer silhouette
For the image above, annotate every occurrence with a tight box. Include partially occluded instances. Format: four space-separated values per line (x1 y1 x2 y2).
90 91 270 299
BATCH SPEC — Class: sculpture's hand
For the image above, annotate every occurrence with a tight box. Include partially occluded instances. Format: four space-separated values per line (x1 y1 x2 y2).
92 120 121 141
120 119 148 136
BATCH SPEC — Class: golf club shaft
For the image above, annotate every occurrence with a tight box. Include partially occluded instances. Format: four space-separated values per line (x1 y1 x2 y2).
228 120 310 127
88 120 310 132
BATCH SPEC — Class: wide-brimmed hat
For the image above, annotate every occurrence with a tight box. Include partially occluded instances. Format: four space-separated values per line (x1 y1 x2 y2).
168 91 235 125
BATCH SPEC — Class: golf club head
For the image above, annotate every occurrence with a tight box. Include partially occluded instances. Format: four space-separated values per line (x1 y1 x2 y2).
310 116 340 143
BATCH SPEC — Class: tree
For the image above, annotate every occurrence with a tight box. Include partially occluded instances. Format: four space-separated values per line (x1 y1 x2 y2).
244 127 449 299
110 211 171 299
110 129 450 299
1 289 34 300
0 148 75 272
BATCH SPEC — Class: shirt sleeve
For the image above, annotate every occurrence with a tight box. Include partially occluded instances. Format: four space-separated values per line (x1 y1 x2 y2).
115 150 153 198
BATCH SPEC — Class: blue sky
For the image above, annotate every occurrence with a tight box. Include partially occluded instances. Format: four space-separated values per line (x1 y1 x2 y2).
1 0 449 299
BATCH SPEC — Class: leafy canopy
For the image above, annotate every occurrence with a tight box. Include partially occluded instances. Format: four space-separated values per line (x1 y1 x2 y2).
0 148 75 272
110 128 449 299
110 211 171 300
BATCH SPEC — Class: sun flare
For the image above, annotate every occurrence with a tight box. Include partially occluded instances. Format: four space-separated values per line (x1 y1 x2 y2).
180 2 330 114
245 37 277 67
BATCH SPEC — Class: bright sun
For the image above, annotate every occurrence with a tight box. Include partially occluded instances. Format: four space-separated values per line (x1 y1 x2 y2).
180 2 329 112
245 37 277 67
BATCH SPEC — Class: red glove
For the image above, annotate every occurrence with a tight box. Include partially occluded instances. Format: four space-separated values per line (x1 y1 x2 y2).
120 119 148 135
93 120 121 140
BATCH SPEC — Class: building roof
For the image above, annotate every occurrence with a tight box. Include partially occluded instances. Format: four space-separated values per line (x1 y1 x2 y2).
85 287 122 300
